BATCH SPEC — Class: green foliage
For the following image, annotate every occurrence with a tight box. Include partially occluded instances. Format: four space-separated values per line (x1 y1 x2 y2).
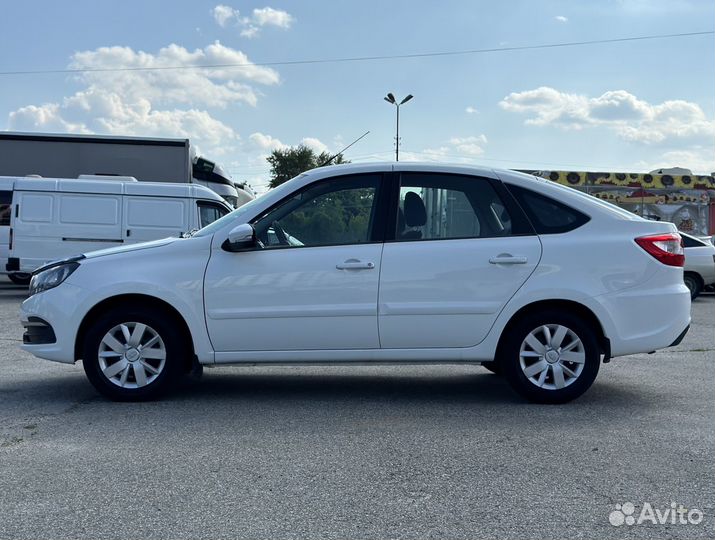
267 144 349 189
280 188 374 245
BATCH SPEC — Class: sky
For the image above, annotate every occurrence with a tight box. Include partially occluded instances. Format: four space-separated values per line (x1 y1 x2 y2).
0 0 713 193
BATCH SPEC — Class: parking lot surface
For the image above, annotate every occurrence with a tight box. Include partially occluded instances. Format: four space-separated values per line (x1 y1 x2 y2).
1 277 713 540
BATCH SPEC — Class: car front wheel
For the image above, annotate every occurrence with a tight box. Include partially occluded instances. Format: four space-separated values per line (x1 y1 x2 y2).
82 307 187 401
501 311 600 404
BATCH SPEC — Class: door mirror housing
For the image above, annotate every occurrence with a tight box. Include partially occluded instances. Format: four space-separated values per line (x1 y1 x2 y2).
223 223 256 252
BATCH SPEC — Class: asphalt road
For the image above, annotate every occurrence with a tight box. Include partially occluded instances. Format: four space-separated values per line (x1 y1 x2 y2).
0 277 713 540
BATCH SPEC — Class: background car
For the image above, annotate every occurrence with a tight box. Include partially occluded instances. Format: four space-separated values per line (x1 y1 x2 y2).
682 232 715 299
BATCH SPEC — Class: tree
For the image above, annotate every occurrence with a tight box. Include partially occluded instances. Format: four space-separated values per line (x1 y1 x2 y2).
267 144 348 188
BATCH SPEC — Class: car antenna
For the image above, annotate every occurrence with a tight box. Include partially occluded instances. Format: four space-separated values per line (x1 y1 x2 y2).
318 130 370 167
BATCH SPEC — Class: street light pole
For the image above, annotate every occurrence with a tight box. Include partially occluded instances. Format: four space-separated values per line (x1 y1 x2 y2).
384 93 413 162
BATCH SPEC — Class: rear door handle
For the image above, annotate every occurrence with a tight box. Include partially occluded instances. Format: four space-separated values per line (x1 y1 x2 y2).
336 259 375 270
489 255 528 265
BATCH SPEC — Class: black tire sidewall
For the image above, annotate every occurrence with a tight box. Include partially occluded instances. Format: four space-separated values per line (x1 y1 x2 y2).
82 307 187 401
684 275 701 300
502 310 600 404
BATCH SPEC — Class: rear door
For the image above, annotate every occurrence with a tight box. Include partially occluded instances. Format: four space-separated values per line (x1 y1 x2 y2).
378 172 542 348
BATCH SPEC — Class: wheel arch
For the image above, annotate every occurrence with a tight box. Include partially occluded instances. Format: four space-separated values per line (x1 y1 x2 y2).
496 299 610 361
74 294 196 368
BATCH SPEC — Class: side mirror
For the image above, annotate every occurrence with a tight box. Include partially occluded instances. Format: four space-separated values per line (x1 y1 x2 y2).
222 223 256 252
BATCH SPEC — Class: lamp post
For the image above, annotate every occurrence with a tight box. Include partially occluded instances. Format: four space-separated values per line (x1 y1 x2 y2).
384 93 413 161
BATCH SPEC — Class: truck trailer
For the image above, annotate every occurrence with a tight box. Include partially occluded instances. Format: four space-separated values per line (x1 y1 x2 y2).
0 132 252 208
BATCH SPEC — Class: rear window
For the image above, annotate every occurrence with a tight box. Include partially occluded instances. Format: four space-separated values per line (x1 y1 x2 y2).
0 191 11 226
507 184 590 234
682 235 706 248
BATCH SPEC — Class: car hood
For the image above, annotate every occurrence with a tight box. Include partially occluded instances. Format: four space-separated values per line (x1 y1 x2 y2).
83 237 180 260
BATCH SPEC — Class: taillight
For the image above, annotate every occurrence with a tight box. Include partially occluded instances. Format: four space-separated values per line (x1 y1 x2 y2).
635 233 684 267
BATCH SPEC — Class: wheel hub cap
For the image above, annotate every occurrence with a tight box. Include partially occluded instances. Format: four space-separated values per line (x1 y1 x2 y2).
97 322 167 389
545 350 559 364
518 324 586 391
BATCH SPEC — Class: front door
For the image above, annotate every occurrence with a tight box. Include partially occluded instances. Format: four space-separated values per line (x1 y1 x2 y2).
204 173 386 352
378 172 542 348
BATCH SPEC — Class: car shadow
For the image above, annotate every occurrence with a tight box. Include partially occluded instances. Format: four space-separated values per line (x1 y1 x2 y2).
167 367 650 409
2 365 652 412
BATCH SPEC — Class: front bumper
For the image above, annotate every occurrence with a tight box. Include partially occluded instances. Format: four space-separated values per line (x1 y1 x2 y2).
20 283 85 364
22 317 56 345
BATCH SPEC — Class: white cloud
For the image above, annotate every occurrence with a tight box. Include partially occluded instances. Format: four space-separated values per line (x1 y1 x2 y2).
212 4 239 27
69 42 279 108
636 148 715 175
249 132 286 151
252 7 294 28
240 26 260 39
499 86 715 144
211 5 294 38
555 15 568 22
448 135 488 156
248 133 328 154
465 106 479 114
300 137 328 154
7 41 282 156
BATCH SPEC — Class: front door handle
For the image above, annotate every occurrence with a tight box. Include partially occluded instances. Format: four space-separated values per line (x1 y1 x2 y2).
336 259 375 270
489 255 528 265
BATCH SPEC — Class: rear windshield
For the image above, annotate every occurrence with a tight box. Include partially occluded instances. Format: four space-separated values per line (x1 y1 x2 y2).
681 234 707 248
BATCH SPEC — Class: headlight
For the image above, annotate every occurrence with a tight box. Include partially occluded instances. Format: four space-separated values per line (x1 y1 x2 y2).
29 262 80 296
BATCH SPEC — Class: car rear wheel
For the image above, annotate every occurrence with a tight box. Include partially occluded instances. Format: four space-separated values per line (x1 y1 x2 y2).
683 273 702 300
82 307 187 401
501 310 600 404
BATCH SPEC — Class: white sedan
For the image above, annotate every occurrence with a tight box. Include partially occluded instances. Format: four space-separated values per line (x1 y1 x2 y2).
20 163 691 403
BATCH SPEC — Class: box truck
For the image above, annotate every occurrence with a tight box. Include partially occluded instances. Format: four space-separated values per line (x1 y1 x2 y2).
0 132 253 208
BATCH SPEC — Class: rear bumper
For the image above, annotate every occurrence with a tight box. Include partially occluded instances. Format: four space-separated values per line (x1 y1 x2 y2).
595 281 691 358
669 324 690 347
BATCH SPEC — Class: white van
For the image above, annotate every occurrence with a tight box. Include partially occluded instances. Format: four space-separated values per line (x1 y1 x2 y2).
2 176 231 283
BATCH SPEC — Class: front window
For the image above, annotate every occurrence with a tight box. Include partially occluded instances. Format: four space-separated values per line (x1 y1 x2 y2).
253 174 381 248
198 202 230 228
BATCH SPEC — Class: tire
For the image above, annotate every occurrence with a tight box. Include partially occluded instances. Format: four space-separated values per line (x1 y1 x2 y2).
82 306 189 401
482 362 502 375
501 310 600 404
8 273 31 286
683 273 702 300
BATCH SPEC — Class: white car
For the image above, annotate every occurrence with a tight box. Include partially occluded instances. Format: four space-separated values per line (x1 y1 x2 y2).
681 232 715 299
20 163 691 403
